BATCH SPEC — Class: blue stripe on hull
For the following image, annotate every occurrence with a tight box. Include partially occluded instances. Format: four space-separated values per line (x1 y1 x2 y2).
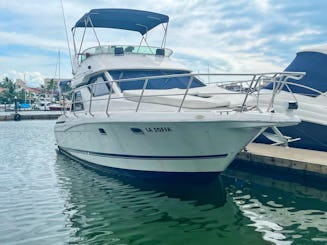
58 147 220 183
256 121 327 151
60 146 228 160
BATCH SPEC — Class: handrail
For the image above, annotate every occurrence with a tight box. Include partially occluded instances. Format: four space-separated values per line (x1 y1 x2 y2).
221 76 325 98
105 81 114 117
281 81 326 96
136 79 149 112
74 72 304 91
88 84 94 117
252 74 273 112
111 72 304 84
65 71 306 117
178 76 194 112
266 76 279 112
240 74 256 112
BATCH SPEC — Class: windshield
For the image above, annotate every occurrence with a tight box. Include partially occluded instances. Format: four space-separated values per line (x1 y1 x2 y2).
81 45 173 62
109 70 205 91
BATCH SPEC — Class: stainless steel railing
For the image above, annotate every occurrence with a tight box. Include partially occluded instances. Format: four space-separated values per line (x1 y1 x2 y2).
66 71 307 117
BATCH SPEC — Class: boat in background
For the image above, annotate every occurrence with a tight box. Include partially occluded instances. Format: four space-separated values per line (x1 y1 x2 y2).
54 9 302 181
256 47 327 151
33 96 53 110
49 101 71 111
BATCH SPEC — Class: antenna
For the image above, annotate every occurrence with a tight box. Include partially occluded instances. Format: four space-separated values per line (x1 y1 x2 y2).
60 0 73 74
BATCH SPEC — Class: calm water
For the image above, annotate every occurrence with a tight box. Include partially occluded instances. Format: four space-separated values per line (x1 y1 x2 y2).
0 120 326 245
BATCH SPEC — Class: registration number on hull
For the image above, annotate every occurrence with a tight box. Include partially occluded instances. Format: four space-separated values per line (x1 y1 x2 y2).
145 127 172 133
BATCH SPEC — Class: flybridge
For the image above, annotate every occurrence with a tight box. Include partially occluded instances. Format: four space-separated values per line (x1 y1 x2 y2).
71 8 170 74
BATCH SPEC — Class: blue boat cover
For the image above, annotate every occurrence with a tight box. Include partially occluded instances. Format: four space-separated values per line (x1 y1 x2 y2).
20 103 31 109
266 51 327 96
73 9 169 35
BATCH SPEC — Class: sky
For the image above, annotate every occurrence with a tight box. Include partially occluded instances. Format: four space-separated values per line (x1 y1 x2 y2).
0 0 326 87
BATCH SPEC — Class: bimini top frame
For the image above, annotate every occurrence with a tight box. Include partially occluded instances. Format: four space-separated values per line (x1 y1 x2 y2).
71 9 170 73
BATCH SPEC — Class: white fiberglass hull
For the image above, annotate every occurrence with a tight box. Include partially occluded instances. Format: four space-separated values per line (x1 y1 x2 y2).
54 112 298 175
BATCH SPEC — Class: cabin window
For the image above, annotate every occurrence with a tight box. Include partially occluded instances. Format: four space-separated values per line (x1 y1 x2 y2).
87 73 112 97
72 91 84 111
108 70 205 91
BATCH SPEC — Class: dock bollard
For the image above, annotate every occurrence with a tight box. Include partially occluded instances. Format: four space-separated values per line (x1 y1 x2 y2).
14 113 21 121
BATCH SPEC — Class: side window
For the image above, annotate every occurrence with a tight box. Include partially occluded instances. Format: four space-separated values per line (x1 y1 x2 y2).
88 73 112 97
72 91 84 111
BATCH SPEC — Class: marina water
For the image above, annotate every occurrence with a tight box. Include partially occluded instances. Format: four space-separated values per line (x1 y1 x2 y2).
0 120 326 244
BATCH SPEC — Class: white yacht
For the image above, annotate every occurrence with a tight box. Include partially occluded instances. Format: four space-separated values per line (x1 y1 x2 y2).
255 47 327 151
54 9 303 180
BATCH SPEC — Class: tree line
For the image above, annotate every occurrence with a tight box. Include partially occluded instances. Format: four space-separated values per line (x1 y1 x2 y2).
0 77 71 104
0 77 44 104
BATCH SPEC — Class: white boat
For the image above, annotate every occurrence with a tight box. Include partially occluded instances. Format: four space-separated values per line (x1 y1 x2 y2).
54 9 302 180
255 47 327 151
33 99 52 111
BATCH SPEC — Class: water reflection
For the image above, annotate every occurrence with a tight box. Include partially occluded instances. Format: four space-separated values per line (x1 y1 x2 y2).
55 152 268 245
222 165 327 244
2 120 326 245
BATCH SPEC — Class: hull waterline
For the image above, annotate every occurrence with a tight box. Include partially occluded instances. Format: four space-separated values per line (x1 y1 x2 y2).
55 117 275 177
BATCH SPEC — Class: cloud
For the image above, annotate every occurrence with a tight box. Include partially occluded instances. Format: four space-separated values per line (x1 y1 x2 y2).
0 71 44 88
298 43 327 54
0 0 327 81
278 29 322 43
251 0 272 13
0 31 67 51
0 52 71 88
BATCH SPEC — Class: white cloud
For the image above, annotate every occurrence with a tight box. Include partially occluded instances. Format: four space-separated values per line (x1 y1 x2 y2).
0 0 326 81
0 53 71 87
0 71 44 88
0 31 67 51
278 29 322 43
251 0 271 13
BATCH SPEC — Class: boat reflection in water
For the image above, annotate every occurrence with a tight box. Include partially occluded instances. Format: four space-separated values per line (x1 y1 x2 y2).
55 152 270 245
55 153 327 244
222 161 327 244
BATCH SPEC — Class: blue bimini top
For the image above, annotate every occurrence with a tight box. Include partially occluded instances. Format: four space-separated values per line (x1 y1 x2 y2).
73 8 169 35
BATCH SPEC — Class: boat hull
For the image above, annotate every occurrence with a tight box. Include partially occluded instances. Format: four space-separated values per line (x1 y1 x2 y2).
58 146 221 182
55 119 265 174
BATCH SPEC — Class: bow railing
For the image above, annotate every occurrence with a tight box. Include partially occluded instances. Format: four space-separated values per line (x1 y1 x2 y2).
63 71 307 117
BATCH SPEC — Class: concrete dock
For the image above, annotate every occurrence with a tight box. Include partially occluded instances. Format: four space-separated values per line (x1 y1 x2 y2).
0 111 62 121
237 143 327 176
